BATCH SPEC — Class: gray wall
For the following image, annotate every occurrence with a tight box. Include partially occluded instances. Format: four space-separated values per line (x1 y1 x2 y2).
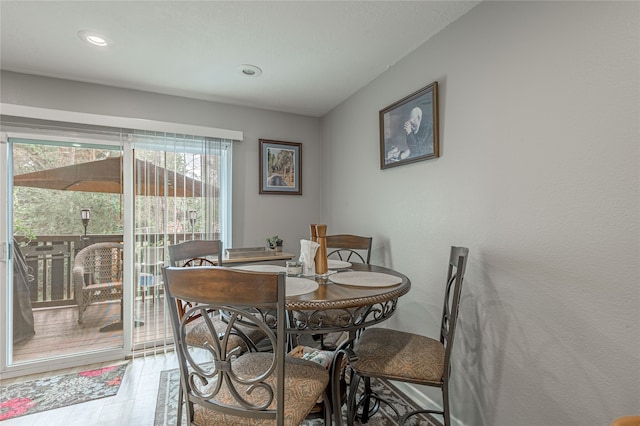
321 2 639 425
3 1 639 424
0 70 322 253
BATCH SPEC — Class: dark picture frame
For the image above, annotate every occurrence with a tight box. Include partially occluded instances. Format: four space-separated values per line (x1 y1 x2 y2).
259 139 302 195
379 81 439 169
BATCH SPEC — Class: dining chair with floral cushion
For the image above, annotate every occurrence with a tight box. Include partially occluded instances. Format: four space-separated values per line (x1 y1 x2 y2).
333 246 469 426
311 234 373 350
168 239 223 269
163 265 331 425
167 240 270 425
168 239 266 350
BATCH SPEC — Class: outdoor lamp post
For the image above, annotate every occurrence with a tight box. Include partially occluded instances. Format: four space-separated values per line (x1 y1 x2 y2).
189 209 197 240
81 208 91 242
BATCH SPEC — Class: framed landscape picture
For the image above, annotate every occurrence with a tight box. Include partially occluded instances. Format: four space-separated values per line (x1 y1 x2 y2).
379 81 439 169
259 139 302 195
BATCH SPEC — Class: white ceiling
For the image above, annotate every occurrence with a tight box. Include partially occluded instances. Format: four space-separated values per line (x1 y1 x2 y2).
0 1 479 117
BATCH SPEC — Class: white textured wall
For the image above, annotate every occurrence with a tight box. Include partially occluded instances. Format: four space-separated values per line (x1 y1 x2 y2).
322 2 639 425
0 71 323 252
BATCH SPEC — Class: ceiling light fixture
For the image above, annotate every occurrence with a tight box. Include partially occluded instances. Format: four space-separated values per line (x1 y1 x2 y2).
77 30 112 47
237 64 262 77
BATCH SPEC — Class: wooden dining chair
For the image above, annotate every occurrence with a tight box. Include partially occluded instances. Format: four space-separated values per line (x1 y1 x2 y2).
163 266 331 425
167 239 223 268
326 234 373 264
168 240 262 344
167 240 267 425
334 246 469 426
168 240 223 321
310 234 373 350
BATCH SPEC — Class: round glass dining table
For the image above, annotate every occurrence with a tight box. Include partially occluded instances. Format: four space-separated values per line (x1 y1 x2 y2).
231 262 412 340
234 263 411 334
283 263 411 338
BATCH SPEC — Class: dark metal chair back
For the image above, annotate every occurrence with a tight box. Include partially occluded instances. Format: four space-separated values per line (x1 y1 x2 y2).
163 266 287 423
440 246 469 382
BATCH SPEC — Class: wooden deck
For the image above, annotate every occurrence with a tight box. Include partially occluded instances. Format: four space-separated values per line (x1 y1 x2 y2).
12 297 173 362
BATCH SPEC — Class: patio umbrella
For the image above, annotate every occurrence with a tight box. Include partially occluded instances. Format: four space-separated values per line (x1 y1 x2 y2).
13 156 204 197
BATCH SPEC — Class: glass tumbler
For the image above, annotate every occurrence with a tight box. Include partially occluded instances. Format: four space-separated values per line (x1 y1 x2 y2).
286 260 304 277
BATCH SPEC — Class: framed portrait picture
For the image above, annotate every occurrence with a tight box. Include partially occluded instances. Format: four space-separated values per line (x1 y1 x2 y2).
259 139 302 195
379 81 439 169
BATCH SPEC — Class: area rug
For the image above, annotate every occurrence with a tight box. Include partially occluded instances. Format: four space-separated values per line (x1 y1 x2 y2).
155 367 441 425
0 363 128 421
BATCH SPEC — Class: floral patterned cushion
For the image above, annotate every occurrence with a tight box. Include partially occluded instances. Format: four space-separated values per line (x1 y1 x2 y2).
191 353 329 425
185 316 265 353
293 308 359 329
352 328 445 385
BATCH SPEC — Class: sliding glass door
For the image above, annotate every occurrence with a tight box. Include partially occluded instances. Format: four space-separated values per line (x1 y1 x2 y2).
3 124 232 372
8 134 126 365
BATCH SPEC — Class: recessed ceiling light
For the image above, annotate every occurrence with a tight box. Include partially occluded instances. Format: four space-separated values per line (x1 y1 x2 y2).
237 64 262 77
77 30 112 47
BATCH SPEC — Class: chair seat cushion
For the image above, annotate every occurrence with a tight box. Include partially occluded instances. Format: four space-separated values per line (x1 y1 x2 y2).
185 315 266 353
352 328 445 385
293 308 359 329
192 352 329 425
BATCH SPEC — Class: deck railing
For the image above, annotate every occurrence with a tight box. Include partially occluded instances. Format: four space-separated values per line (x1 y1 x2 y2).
14 233 197 308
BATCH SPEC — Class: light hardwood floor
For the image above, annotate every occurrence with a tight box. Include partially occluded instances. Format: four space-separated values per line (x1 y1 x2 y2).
2 353 180 426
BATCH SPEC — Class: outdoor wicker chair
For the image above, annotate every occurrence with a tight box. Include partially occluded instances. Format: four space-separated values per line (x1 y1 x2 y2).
73 242 124 324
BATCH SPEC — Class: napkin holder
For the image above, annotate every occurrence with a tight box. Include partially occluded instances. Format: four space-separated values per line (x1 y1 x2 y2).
299 239 320 276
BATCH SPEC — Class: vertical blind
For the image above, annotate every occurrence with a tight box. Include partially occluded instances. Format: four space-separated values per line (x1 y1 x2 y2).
131 130 232 354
